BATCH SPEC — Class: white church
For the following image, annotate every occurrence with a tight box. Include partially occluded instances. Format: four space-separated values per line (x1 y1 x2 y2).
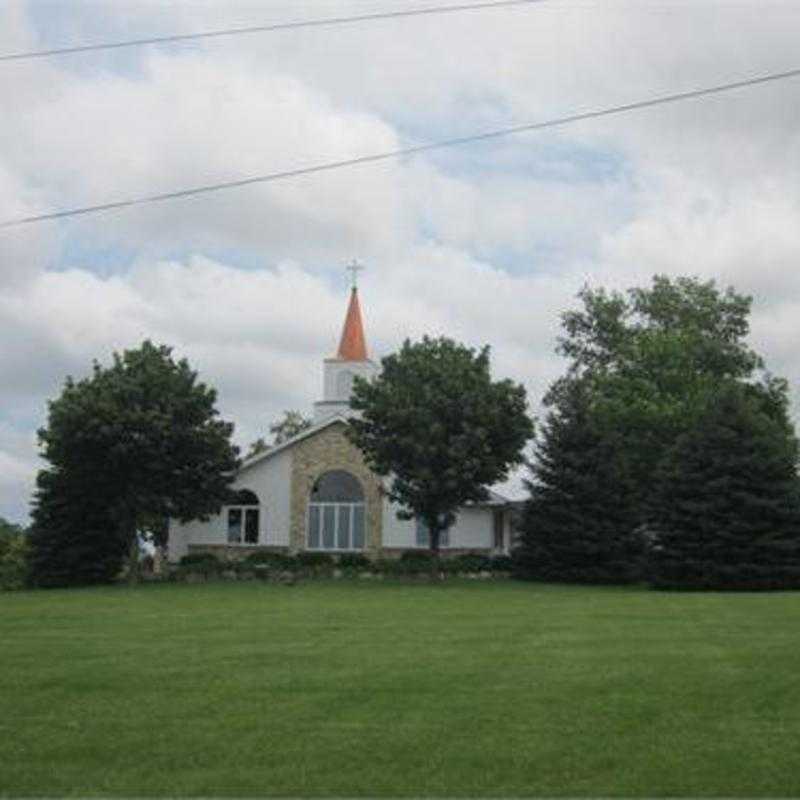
168 281 513 562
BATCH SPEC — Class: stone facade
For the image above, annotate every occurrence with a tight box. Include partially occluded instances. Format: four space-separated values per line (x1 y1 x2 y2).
289 421 383 555
187 544 289 560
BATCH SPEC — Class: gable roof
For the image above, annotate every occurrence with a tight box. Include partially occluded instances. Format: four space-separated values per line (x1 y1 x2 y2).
239 417 512 506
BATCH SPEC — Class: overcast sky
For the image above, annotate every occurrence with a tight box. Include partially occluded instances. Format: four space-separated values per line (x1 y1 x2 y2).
1 0 799 523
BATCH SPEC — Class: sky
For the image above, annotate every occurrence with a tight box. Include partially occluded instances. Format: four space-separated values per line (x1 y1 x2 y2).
1 0 800 523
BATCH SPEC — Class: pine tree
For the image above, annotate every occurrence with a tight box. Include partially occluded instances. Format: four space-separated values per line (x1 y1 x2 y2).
647 384 800 589
28 470 128 587
514 382 642 583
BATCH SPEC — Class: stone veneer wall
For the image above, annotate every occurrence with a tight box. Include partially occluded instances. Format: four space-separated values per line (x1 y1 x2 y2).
289 422 383 555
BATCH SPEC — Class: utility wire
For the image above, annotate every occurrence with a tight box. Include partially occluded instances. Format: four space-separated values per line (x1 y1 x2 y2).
3 66 799 230
0 0 546 62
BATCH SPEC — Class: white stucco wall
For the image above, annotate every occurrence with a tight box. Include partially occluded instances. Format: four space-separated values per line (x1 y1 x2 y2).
381 499 499 550
167 447 292 561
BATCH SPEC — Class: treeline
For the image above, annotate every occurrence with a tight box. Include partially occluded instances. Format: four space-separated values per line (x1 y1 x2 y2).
514 275 800 590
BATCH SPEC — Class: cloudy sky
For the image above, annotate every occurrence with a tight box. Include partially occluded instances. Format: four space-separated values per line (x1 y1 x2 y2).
2 0 799 523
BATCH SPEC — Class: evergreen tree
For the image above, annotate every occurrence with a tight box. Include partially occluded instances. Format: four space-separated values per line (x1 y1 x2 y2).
647 383 800 589
514 381 642 583
28 470 128 587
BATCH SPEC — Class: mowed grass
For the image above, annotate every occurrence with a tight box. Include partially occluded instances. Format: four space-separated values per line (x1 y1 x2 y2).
2 581 800 797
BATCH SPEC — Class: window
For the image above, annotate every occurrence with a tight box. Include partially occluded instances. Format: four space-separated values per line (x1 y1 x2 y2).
336 370 355 399
307 470 365 551
493 509 505 550
415 517 450 548
227 489 260 545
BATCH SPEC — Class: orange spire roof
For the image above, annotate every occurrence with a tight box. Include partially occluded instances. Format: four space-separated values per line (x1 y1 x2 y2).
336 287 368 361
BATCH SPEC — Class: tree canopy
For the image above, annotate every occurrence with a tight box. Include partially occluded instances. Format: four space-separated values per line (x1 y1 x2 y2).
647 384 800 589
514 380 641 583
348 336 533 554
516 274 799 587
29 341 239 586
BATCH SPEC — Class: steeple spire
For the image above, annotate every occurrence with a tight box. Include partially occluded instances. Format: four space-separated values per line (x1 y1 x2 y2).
336 285 368 361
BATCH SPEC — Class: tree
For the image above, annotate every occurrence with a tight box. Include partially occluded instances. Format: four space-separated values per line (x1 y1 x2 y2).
347 336 533 556
551 275 767 511
269 410 312 444
245 438 271 459
0 517 29 591
514 381 642 583
29 341 239 586
245 411 312 458
647 383 800 590
28 471 128 587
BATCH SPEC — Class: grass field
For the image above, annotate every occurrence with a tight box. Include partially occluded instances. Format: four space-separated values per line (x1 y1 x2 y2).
2 580 800 797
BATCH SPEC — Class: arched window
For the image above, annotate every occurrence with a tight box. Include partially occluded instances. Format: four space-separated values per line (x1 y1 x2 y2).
227 489 260 545
308 470 365 551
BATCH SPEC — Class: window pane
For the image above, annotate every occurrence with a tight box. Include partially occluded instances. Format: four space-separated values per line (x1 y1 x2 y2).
352 505 365 550
311 470 364 502
415 518 428 547
227 509 242 543
322 506 336 549
338 505 351 550
493 510 504 549
308 505 321 549
244 509 259 544
441 527 450 548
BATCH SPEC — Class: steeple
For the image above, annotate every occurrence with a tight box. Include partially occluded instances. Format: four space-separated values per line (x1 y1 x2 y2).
313 265 379 423
336 287 368 361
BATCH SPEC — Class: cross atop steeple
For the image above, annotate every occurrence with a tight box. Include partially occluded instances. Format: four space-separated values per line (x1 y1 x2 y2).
346 258 364 290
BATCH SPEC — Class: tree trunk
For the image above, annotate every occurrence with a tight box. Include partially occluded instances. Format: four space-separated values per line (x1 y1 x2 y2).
428 517 442 580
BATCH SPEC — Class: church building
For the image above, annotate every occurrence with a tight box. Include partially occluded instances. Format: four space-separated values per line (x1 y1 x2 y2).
167 284 513 562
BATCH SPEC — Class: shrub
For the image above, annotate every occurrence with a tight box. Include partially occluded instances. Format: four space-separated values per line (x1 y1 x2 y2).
295 552 334 574
178 552 222 576
338 553 371 569
489 555 513 572
0 533 29 590
452 553 492 573
243 551 295 571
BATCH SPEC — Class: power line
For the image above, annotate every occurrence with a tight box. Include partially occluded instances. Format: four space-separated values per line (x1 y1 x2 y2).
3 66 799 230
0 0 547 63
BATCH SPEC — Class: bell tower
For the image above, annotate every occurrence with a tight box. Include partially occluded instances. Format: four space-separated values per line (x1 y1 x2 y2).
313 262 379 422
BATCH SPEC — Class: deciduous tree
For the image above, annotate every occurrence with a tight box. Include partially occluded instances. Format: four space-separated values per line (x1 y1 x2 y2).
348 336 533 557
29 341 239 586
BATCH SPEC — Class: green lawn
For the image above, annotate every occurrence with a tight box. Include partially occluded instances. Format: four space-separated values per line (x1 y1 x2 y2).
2 580 800 797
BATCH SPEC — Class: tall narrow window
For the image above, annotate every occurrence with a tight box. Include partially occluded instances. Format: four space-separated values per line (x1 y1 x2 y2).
307 470 366 551
493 509 505 550
226 489 261 544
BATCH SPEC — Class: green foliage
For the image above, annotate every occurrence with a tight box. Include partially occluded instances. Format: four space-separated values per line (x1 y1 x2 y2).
30 341 239 587
647 385 800 590
551 276 766 510
348 336 533 554
177 552 222 578
269 410 312 445
514 381 643 584
295 552 334 574
246 412 312 459
0 522 29 591
489 555 513 572
28 471 128 587
243 551 294 570
337 553 371 569
451 553 492 572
